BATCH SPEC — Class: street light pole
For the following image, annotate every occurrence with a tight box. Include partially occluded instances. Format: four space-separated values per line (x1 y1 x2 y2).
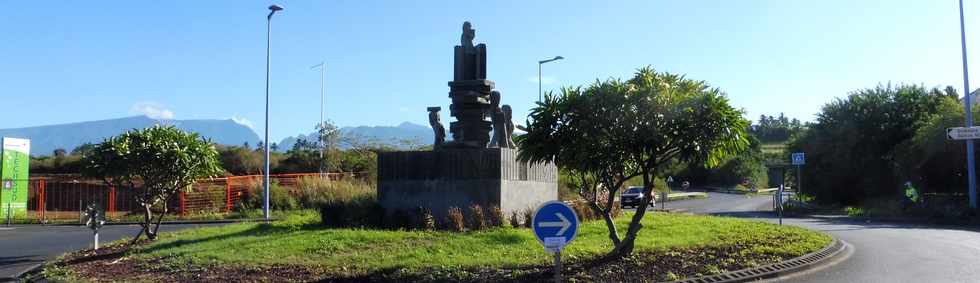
264 4 283 221
311 62 325 174
537 56 564 102
959 0 977 209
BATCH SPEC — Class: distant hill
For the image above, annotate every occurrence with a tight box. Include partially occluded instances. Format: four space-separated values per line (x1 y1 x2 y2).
0 116 260 156
277 122 432 151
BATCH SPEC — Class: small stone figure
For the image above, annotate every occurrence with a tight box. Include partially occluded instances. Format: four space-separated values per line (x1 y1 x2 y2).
461 21 476 54
428 107 445 147
501 104 517 148
488 91 504 148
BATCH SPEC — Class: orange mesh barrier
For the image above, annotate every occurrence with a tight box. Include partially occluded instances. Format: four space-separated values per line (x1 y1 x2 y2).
14 172 366 222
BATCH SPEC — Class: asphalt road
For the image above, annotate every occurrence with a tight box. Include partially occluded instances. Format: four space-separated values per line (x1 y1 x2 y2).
0 223 219 280
661 192 980 283
5 195 979 282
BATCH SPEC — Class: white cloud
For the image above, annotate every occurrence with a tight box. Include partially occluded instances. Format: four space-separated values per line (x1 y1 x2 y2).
231 116 256 130
527 76 557 85
129 102 175 120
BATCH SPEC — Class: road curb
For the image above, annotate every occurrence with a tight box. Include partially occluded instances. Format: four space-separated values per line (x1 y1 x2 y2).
8 263 44 282
667 237 846 283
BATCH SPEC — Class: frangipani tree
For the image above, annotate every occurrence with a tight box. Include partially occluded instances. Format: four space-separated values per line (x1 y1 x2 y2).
518 67 748 257
83 125 223 243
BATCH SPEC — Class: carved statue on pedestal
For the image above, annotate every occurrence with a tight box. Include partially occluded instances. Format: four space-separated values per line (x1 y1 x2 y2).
501 104 516 148
428 107 445 147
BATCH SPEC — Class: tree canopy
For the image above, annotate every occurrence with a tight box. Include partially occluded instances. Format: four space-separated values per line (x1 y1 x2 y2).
82 125 223 242
518 67 749 257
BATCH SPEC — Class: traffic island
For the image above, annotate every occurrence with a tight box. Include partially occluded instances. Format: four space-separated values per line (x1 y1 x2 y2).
33 212 833 282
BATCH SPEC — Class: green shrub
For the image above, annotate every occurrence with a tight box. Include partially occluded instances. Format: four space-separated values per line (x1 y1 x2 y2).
319 196 383 228
238 180 297 211
268 184 298 210
385 209 413 229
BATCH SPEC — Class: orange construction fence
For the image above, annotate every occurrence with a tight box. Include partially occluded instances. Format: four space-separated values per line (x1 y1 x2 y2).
15 172 365 222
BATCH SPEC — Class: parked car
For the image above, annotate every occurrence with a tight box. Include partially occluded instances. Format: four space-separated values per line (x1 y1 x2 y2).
620 186 655 209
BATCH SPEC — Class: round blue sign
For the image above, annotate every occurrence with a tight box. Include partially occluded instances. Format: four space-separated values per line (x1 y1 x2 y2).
531 201 579 252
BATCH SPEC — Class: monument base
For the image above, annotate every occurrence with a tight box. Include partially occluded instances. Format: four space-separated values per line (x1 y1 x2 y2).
378 148 557 220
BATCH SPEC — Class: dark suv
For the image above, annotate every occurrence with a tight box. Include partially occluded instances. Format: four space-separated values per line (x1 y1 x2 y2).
620 186 654 208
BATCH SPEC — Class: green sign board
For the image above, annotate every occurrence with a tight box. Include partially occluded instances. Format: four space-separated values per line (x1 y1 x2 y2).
1 137 30 219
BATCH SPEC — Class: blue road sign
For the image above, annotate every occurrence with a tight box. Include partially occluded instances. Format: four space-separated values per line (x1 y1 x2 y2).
792 152 805 165
532 201 579 252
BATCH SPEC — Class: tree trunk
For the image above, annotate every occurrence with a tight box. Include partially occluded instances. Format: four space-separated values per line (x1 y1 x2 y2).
607 172 655 258
150 205 168 239
588 201 621 246
131 203 154 245
149 194 173 240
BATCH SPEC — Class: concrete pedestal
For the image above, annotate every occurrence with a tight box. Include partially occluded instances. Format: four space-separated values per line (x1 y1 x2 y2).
378 148 557 219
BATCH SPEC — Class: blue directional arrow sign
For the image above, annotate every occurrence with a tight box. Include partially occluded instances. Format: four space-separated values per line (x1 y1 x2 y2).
532 201 579 252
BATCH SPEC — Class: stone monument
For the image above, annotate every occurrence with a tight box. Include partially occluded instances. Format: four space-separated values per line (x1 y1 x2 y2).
378 22 557 220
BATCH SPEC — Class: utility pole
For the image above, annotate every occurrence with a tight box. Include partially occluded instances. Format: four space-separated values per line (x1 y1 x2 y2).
311 62 325 174
959 0 977 208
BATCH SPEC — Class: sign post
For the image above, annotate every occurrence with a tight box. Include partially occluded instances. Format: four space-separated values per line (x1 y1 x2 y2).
1 138 30 224
533 201 579 283
948 126 980 208
83 203 105 250
777 184 784 225
791 152 805 202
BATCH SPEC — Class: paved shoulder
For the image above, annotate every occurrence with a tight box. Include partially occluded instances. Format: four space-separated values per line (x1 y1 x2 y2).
0 223 222 279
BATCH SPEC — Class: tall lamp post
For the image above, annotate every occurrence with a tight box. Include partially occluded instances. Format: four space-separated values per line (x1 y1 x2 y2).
264 4 283 221
311 62 325 175
958 0 977 209
538 56 564 102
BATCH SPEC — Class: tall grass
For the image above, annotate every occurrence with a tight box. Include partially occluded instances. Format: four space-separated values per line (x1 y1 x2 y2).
295 176 375 208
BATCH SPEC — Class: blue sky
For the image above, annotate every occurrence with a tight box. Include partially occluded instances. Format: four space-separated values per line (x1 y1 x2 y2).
2 1 980 141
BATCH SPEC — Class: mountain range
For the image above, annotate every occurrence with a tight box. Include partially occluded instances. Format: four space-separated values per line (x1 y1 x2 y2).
0 116 431 156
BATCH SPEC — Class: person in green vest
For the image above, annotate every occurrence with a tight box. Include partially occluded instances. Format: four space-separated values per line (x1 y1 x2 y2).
903 181 919 210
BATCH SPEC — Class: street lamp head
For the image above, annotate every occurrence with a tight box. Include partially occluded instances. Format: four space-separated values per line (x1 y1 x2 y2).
539 56 565 64
268 4 283 18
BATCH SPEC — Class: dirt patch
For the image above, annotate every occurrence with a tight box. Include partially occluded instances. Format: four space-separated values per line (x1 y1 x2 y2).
43 243 322 283
43 242 793 282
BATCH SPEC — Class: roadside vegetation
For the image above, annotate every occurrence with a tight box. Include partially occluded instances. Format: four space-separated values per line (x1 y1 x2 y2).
789 85 977 219
42 211 830 282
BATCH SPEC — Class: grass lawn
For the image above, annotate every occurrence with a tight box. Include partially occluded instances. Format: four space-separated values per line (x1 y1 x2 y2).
46 210 830 282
